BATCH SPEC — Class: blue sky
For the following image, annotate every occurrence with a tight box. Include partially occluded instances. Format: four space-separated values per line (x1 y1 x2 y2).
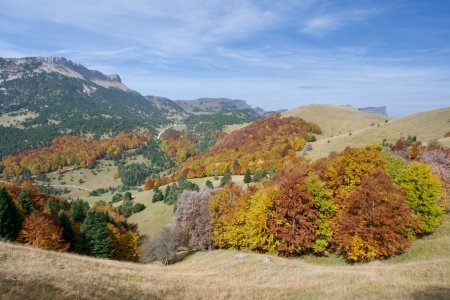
0 0 449 116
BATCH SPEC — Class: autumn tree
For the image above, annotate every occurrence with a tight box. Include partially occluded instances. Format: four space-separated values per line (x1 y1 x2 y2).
334 169 416 262
18 212 69 252
0 187 22 241
394 162 443 234
108 224 141 261
174 189 213 250
269 174 320 256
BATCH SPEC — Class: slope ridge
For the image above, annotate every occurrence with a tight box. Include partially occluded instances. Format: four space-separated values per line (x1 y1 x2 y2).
307 107 450 159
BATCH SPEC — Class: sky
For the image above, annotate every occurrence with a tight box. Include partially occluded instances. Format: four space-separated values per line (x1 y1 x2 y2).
0 0 449 116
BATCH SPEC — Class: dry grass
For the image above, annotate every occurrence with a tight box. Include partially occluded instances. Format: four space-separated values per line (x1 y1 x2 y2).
305 107 450 160
43 159 120 199
282 104 389 139
1 216 450 299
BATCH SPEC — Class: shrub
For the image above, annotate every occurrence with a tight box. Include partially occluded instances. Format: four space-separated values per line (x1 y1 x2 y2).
132 203 146 214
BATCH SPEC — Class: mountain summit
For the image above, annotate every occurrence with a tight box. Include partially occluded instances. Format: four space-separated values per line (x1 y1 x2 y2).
0 57 129 91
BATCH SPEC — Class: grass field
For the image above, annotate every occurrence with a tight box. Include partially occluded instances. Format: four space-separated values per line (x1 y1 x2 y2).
282 104 389 139
304 107 450 160
128 175 246 237
1 214 449 299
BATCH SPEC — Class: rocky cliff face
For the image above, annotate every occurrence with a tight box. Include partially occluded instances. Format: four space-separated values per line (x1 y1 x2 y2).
0 57 128 91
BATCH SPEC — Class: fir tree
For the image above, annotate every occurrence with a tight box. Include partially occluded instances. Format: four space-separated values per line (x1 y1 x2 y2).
69 198 90 222
0 187 22 241
18 189 34 214
78 210 112 258
220 173 232 187
243 170 252 184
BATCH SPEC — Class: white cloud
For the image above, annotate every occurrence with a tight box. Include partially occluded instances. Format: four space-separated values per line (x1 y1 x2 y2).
301 7 385 36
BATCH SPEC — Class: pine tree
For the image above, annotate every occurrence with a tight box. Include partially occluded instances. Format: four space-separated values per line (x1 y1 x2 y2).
18 189 34 214
78 210 112 258
244 170 252 184
0 187 22 241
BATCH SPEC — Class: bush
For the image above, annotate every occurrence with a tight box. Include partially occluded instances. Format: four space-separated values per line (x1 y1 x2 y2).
132 203 146 214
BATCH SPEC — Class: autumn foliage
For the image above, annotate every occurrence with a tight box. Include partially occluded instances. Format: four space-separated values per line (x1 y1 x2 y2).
334 169 416 261
1 132 150 176
18 212 69 252
160 130 199 163
145 114 321 189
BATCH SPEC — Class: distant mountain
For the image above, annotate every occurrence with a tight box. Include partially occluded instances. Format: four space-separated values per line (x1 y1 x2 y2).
0 57 173 156
358 106 388 117
175 97 271 116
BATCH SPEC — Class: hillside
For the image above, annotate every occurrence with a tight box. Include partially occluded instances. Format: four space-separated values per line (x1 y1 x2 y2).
282 104 389 139
306 107 450 159
1 215 449 299
0 57 173 156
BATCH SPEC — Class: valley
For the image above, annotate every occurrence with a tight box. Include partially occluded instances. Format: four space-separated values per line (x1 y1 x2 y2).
1 56 449 299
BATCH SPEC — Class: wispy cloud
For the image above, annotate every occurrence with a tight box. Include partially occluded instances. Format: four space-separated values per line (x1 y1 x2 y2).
301 7 385 36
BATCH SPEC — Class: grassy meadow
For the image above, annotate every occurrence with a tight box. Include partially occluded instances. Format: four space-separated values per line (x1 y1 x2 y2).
1 214 449 299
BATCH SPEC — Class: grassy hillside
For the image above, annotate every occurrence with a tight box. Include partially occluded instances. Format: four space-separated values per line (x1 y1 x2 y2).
1 214 449 299
282 104 389 139
305 107 450 160
128 175 245 237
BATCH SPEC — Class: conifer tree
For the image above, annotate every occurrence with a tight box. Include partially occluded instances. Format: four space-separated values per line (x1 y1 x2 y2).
69 198 89 222
244 170 252 184
78 210 112 258
119 196 133 217
0 187 22 241
220 173 232 187
18 189 34 214
152 187 164 203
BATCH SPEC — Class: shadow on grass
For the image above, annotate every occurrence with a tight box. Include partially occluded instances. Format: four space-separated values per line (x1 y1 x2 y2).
412 287 450 300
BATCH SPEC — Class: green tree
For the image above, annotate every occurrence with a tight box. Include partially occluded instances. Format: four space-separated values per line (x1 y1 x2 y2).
78 210 112 258
220 173 232 187
0 187 22 241
69 198 90 222
152 187 164 203
205 180 214 189
395 162 444 234
244 169 252 184
18 189 34 214
119 196 133 217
